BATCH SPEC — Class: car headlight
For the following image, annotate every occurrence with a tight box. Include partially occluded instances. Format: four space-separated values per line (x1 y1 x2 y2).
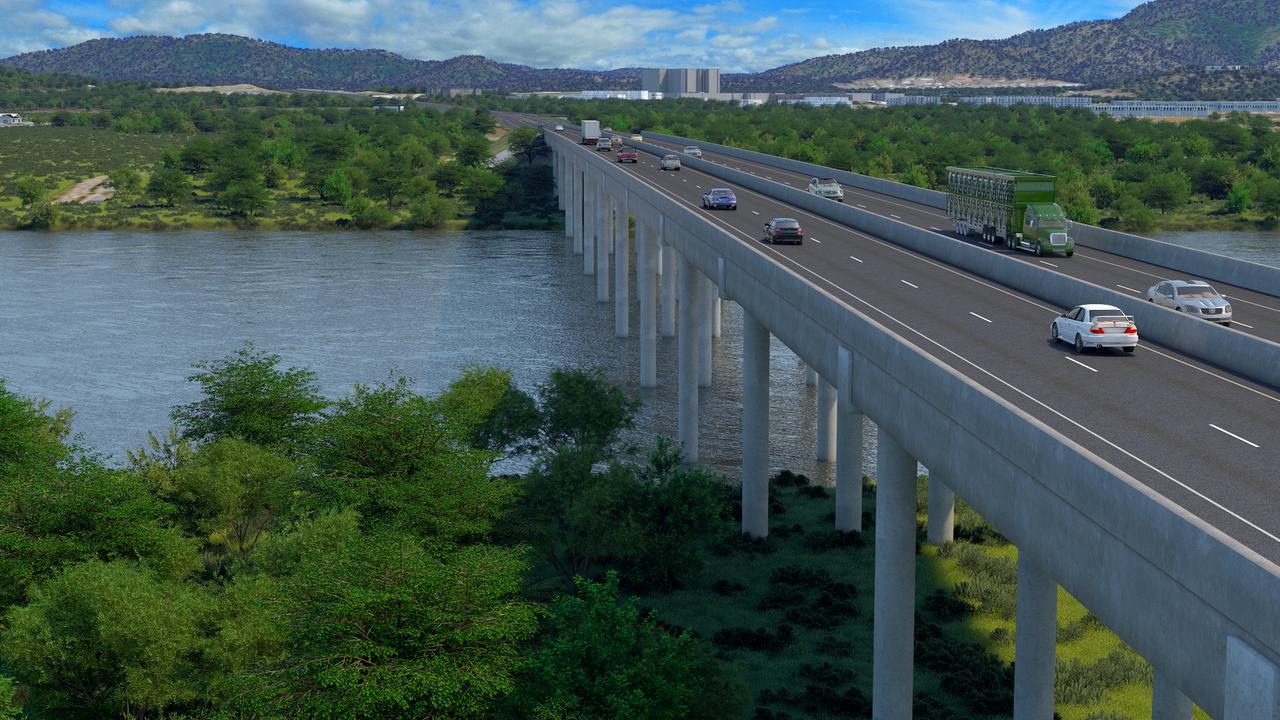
1225 304 1232 313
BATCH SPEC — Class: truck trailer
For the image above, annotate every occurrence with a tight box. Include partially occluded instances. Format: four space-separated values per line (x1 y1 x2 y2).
946 166 1075 257
580 120 601 146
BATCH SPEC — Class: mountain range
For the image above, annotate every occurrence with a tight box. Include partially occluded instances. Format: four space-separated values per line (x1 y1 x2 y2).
2 0 1278 93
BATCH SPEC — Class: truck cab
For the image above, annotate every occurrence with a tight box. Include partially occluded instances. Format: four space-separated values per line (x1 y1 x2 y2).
1018 203 1075 257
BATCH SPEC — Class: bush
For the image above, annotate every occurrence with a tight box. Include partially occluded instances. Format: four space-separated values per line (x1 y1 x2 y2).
20 202 57 230
769 523 805 538
1054 650 1151 705
711 579 746 596
802 530 866 552
757 663 870 718
711 624 795 654
815 635 855 658
771 470 810 487
923 590 972 622
798 485 830 499
915 617 1014 714
710 532 775 556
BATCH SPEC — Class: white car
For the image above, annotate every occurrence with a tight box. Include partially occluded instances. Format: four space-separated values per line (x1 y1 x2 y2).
553 124 564 132
683 146 703 158
660 154 681 171
1050 304 1139 353
808 177 844 201
1146 279 1232 325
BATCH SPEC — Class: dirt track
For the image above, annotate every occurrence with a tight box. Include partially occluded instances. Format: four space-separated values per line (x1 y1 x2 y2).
55 176 115 204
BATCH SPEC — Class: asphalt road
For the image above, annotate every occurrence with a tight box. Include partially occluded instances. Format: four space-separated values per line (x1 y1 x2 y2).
641 136 1280 344
561 127 1280 566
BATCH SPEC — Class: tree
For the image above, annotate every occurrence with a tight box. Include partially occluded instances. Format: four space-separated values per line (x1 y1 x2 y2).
1225 183 1253 214
345 195 394 229
431 162 467 196
1256 178 1280 218
178 137 220 174
170 343 326 449
231 516 538 719
459 167 504 208
407 194 458 229
506 126 540 165
1140 172 1191 213
21 202 57 230
321 168 353 204
536 368 638 454
145 166 192 206
14 175 43 206
108 167 142 202
208 149 262 193
456 136 494 167
217 178 271 217
516 572 748 720
1 560 215 719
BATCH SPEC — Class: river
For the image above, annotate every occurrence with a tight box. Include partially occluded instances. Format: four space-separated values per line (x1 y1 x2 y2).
0 229 856 483
1154 229 1280 269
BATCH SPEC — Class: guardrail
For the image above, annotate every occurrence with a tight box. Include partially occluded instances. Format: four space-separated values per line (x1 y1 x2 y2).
641 130 1280 298
551 130 1280 718
629 138 1280 391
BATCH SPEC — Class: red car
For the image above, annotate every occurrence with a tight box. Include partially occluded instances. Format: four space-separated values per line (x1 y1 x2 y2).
617 148 639 163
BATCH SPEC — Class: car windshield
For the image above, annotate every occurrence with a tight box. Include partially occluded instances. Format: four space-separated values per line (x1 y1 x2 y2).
711 189 732 195
685 147 698 151
664 155 677 160
1176 285 1219 299
1089 310 1126 321
817 178 838 186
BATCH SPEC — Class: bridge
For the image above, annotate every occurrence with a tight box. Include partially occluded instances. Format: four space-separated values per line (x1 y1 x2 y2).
544 125 1280 719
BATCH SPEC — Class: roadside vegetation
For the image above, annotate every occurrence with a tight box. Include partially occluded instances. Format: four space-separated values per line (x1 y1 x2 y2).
0 345 1208 718
491 96 1280 233
0 69 558 231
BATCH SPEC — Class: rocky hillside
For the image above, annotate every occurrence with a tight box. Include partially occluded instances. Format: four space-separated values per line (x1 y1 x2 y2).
0 34 640 91
734 0 1280 89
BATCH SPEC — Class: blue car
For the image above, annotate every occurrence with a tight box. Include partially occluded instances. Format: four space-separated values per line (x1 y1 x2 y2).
701 187 738 210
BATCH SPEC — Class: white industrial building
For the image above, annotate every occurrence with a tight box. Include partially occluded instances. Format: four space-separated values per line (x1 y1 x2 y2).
0 113 33 127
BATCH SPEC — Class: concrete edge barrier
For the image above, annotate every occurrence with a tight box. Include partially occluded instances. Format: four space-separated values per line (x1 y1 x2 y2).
642 129 1280 298
628 138 1280 391
551 132 1280 715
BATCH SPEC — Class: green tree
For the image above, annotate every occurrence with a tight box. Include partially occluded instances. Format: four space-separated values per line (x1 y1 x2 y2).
145 166 192 206
517 572 748 720
507 126 541 165
345 195 394 229
536 368 638 454
1256 178 1280 218
406 193 458 228
1114 195 1156 232
431 162 467 196
108 167 142 201
208 149 262 193
456 136 494 167
1140 172 1191 213
1225 183 1253 214
321 168 353 204
170 343 326 449
178 136 220 174
0 674 19 720
459 167 504 208
233 515 538 719
13 175 43 206
217 178 271 217
20 202 57 230
1 560 215 719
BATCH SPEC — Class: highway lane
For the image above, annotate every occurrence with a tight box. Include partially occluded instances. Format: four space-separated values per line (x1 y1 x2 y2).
640 135 1280 343
562 130 1280 565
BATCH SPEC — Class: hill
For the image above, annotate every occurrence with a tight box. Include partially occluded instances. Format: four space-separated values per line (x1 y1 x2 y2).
731 0 1280 90
0 34 640 92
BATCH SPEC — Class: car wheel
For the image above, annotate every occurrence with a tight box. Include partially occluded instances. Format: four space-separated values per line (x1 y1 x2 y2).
1066 251 1074 257
1124 346 1136 353
1176 306 1183 312
1074 334 1085 353
1051 323 1060 343
1035 244 1043 257
1224 322 1232 327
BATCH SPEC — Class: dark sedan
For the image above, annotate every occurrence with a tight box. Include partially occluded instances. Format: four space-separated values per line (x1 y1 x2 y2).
763 218 803 244
701 188 737 210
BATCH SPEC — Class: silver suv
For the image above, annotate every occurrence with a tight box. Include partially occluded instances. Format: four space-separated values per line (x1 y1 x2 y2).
808 177 844 201
683 146 702 158
1145 280 1232 325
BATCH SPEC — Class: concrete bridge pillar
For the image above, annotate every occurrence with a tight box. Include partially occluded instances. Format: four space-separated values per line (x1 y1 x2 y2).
927 474 956 545
637 215 658 388
571 164 583 251
1152 672 1192 720
699 273 714 388
554 153 563 210
677 247 703 464
596 192 611 300
872 428 916 718
614 192 630 334
816 377 837 462
660 239 677 338
1225 636 1280 719
583 175 596 273
741 309 770 538
835 379 863 533
1014 553 1057 720
805 365 817 387
712 285 723 338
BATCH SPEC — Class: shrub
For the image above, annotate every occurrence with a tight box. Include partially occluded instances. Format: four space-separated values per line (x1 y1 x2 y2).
711 624 795 654
770 470 810 487
710 532 775 556
711 579 746 596
769 523 805 538
915 618 1014 714
802 530 866 552
798 484 830 499
1054 650 1151 705
923 590 971 622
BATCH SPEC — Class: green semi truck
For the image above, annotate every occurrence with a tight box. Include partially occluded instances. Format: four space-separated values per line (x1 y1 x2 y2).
946 166 1075 257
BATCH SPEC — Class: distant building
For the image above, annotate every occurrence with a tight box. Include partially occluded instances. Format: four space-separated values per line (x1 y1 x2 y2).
573 90 663 100
887 96 941 106
448 88 485 97
641 68 720 98
1092 100 1280 117
958 95 1093 107
372 104 405 111
0 113 33 127
1204 65 1244 72
779 96 854 107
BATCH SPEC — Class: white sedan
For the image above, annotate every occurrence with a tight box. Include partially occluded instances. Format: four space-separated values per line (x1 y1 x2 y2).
683 146 703 158
1050 304 1138 353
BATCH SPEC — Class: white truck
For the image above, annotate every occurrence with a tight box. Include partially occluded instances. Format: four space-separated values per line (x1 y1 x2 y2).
580 120 601 146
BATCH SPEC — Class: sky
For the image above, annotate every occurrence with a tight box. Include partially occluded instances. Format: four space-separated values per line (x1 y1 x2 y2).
3 0 1149 72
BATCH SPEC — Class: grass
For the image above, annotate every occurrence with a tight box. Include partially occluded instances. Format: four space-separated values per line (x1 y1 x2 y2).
639 474 1211 719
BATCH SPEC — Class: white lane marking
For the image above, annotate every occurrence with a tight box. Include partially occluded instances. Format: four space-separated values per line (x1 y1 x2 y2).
930 226 943 231
812 238 822 244
856 204 866 208
849 255 863 263
1116 284 1143 294
890 214 902 219
1065 357 1098 373
601 163 1280 547
1039 260 1059 268
751 210 760 215
970 312 993 323
604 142 1280 408
1211 424 1260 448
901 279 919 289
1234 320 1255 329
696 184 702 189
682 178 687 182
